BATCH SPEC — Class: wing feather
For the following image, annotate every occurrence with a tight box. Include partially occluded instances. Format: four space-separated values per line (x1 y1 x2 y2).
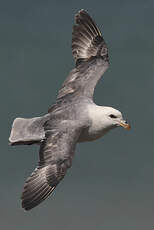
56 10 109 101
72 9 106 61
21 121 83 210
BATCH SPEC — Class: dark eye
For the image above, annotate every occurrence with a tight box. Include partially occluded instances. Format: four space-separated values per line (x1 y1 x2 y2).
109 114 117 118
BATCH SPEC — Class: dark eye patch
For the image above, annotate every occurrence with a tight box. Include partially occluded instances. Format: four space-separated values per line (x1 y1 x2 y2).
109 114 117 118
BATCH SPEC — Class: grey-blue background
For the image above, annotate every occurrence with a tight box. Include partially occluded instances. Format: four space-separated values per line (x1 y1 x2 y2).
1 0 154 229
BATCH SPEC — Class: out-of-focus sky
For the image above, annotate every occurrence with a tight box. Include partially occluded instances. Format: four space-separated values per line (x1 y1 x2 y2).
1 0 154 229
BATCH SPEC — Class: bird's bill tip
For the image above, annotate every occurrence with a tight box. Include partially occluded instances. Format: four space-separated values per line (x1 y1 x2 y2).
119 121 131 130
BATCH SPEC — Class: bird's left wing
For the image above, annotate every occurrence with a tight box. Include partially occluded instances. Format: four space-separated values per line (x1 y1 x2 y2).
57 10 109 101
21 120 83 210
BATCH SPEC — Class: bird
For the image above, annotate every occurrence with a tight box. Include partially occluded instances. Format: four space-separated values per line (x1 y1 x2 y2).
9 9 130 211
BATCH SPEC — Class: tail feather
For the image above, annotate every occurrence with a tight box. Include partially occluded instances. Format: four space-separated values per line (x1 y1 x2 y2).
72 9 105 62
9 115 49 146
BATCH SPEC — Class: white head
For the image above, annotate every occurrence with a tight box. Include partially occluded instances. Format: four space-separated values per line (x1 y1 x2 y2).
88 105 130 135
81 104 130 142
100 106 130 130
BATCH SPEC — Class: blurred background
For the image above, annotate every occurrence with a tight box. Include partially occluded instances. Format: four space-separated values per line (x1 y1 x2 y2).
1 0 154 229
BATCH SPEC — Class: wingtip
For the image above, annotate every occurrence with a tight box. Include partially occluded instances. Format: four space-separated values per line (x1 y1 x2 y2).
78 9 87 14
75 9 88 19
21 186 55 211
20 165 60 211
78 9 88 14
72 9 105 62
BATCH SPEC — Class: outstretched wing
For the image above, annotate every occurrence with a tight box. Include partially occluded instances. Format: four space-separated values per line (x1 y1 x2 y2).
57 10 109 100
21 120 83 210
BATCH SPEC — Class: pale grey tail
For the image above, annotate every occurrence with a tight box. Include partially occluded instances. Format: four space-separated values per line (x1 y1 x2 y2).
9 114 50 145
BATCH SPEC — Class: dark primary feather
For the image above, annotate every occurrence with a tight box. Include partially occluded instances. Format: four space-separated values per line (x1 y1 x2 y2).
21 166 56 210
56 9 109 102
21 120 83 210
72 9 102 61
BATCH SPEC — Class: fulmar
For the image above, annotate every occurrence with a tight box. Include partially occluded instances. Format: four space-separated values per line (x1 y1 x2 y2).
9 9 130 210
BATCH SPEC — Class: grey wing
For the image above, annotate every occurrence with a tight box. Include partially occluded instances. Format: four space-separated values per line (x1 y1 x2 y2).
57 10 109 100
21 120 83 211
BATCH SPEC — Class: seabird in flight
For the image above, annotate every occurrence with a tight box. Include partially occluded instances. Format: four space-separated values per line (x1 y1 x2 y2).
9 9 130 210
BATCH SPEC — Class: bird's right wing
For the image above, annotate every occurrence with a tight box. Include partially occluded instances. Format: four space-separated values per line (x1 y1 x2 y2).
21 120 84 211
57 10 109 101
